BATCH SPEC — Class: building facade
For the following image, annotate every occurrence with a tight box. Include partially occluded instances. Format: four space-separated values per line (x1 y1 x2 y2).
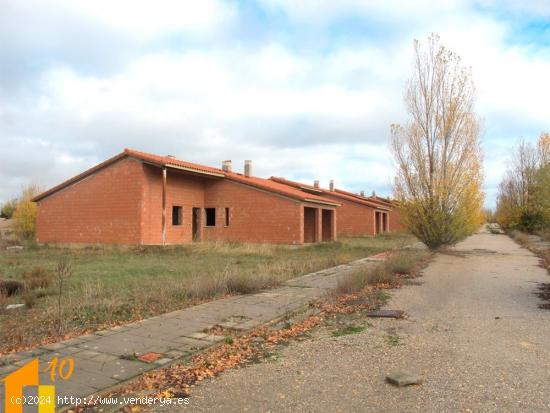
34 149 339 245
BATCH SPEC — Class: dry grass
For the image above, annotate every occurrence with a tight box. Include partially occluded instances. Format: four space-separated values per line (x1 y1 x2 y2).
510 230 530 246
0 291 7 313
540 249 550 270
336 249 429 294
23 266 54 290
336 264 396 294
0 233 415 353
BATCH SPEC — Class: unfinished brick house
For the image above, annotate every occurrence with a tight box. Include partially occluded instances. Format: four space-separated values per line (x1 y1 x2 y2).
33 149 340 245
269 177 392 236
360 192 406 233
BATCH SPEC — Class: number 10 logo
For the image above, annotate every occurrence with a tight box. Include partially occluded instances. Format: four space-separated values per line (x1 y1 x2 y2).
2 357 74 413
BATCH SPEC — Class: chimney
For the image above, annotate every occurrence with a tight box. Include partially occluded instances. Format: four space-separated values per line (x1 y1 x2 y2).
313 180 319 189
372 190 376 197
167 155 175 158
244 160 252 177
360 190 365 197
329 180 334 192
222 160 232 172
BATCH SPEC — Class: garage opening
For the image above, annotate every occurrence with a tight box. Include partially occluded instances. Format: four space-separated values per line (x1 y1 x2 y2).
382 212 388 233
303 207 316 243
322 209 333 241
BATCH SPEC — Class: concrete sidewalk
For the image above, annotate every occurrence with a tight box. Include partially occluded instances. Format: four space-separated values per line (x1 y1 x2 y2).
0 247 418 408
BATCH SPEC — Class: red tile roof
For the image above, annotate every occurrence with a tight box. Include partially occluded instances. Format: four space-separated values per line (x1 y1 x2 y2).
125 148 225 177
33 149 340 206
270 177 390 210
333 188 394 209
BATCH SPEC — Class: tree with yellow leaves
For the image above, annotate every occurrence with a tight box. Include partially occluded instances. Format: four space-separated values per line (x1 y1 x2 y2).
12 184 43 241
391 34 484 249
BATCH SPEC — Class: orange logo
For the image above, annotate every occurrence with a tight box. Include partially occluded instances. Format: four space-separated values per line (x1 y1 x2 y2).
3 357 74 413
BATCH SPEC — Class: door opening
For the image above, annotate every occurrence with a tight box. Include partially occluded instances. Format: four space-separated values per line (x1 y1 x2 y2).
322 209 333 241
192 208 201 241
303 207 316 243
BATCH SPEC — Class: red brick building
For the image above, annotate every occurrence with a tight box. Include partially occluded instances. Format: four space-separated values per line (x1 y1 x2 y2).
361 193 406 233
269 177 392 236
33 149 340 245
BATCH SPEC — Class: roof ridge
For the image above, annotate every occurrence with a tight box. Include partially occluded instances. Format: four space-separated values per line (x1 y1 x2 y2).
34 149 341 206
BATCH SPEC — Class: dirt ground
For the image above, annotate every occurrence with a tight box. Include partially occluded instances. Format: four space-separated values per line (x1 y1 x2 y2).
154 228 550 412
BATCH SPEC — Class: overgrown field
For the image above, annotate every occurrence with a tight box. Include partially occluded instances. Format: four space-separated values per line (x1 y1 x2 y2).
0 233 414 353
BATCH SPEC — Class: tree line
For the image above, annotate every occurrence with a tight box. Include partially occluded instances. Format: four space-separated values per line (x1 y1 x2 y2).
496 133 550 235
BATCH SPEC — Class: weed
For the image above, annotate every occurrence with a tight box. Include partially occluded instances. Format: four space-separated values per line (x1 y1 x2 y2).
336 263 397 294
331 325 366 337
541 249 550 269
22 290 37 308
23 266 53 290
0 290 7 312
224 336 234 345
377 291 391 302
54 259 72 335
386 251 424 275
510 230 529 246
385 334 401 346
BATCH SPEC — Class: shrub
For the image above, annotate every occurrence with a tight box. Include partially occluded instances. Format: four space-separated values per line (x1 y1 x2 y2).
0 280 24 296
23 267 53 290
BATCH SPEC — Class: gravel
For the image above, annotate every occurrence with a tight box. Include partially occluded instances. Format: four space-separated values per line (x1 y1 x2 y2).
152 229 550 412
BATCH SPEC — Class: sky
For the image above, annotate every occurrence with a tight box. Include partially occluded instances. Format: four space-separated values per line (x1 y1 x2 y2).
1 0 549 208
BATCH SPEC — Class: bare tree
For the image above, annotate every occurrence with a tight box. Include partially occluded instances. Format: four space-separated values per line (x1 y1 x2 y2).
391 34 484 249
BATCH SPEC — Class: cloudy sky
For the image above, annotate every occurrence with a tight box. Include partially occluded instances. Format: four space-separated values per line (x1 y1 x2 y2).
1 0 549 207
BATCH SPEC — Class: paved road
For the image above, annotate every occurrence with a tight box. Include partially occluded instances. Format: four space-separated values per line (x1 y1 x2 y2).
164 229 550 412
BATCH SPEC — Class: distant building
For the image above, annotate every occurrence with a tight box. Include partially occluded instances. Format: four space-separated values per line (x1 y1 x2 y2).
270 177 397 236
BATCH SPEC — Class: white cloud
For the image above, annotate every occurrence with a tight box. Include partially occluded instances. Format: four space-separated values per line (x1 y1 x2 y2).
0 0 548 208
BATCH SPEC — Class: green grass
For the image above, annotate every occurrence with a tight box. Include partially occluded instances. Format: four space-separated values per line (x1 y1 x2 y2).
0 233 414 353
331 325 366 337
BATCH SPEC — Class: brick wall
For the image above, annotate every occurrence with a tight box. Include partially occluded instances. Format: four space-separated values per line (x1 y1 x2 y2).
36 158 144 244
202 179 303 244
141 165 207 244
322 194 376 237
36 158 340 246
